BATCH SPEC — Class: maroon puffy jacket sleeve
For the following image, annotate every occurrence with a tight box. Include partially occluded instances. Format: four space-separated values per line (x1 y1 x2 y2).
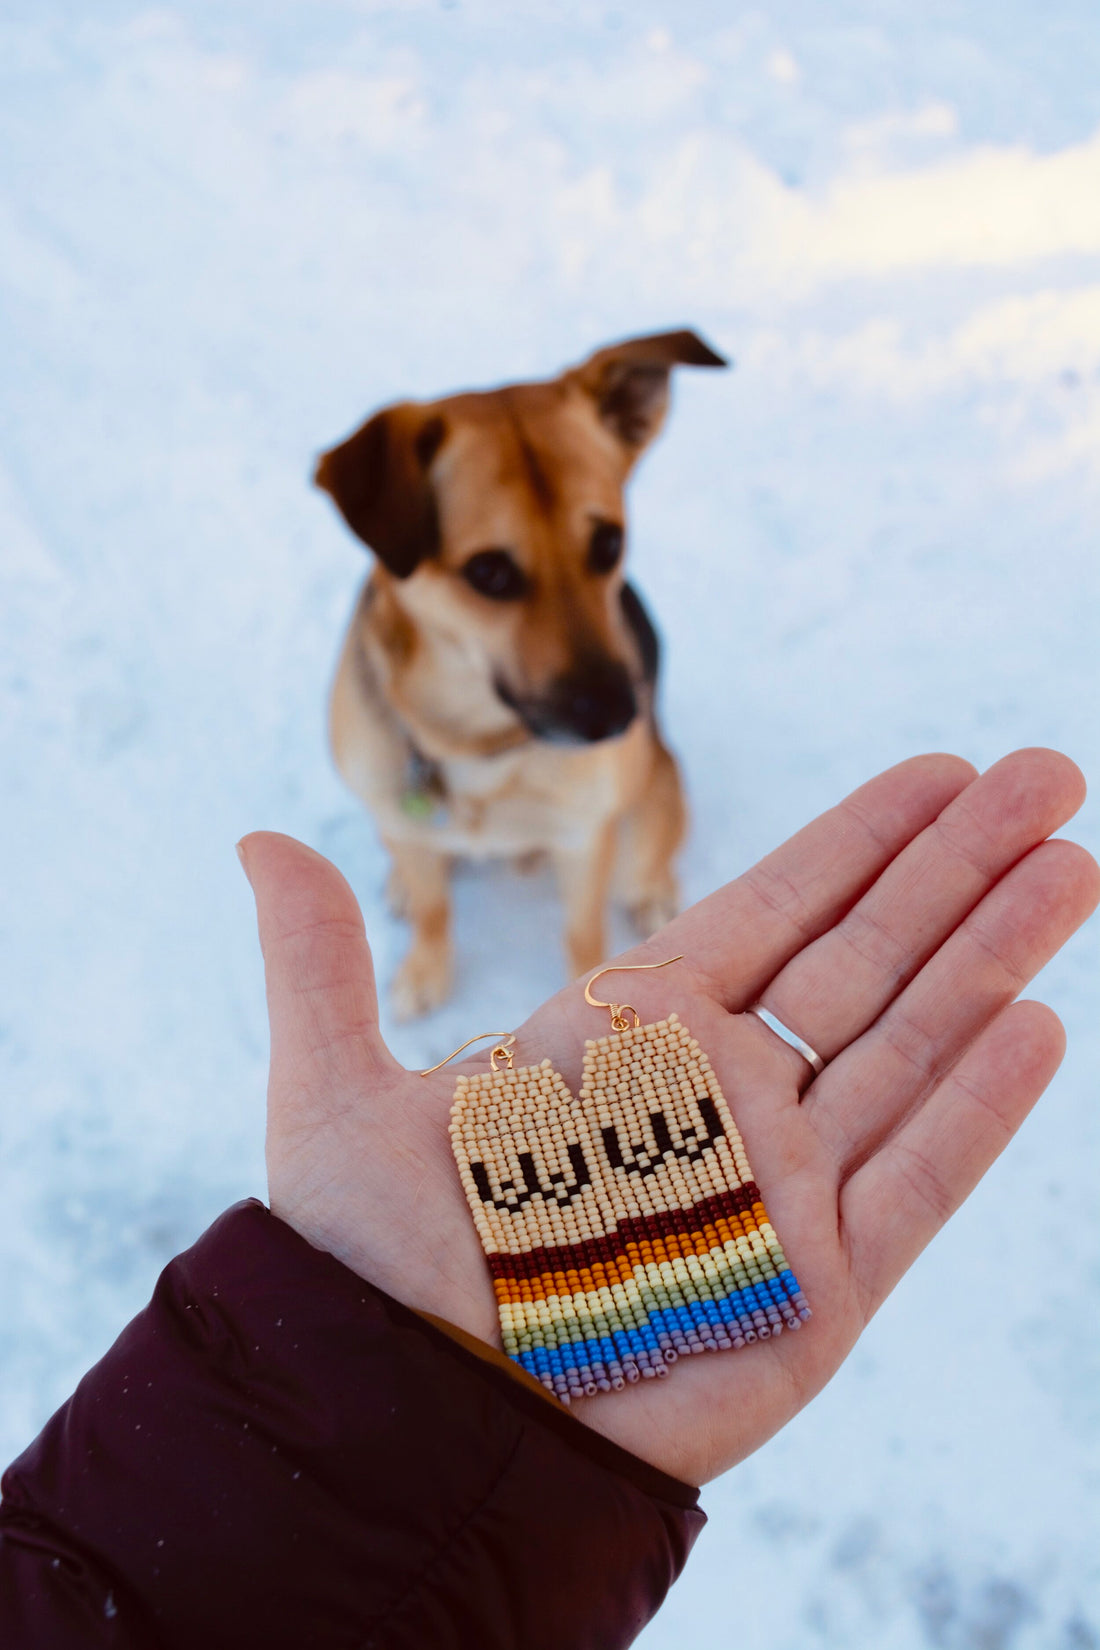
0 1199 704 1649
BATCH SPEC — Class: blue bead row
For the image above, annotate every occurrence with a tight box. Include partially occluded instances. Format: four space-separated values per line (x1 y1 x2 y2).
514 1259 812 1390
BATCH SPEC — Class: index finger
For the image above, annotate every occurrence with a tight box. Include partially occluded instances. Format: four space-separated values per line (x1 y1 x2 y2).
665 753 977 1010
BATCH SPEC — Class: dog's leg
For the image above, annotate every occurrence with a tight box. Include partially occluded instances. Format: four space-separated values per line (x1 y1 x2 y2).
384 864 410 918
386 839 454 1020
617 738 686 938
553 820 618 980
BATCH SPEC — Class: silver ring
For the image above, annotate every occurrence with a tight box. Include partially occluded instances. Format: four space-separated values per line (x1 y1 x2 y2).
748 1003 825 1075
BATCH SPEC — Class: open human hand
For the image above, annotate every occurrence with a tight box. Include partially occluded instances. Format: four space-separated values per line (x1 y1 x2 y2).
239 749 1097 1487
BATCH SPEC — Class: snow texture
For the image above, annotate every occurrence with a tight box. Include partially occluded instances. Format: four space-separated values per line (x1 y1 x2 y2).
1 3 1098 1644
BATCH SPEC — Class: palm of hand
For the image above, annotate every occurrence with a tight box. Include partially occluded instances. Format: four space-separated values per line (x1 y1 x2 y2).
243 749 1096 1486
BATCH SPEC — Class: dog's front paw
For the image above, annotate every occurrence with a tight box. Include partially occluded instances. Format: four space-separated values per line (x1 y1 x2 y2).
391 944 454 1021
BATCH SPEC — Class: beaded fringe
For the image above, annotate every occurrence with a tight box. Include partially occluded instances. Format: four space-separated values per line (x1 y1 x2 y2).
450 1013 811 1404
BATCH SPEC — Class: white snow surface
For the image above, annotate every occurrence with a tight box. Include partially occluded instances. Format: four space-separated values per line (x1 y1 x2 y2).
2 3 1098 1644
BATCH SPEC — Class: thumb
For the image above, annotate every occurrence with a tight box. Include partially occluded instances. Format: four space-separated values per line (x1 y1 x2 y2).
238 833 401 1114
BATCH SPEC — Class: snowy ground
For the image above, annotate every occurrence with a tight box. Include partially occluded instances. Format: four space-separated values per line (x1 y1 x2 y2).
2 3 1099 1644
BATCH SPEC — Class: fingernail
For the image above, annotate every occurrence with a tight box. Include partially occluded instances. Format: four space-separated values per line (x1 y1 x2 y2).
236 840 253 885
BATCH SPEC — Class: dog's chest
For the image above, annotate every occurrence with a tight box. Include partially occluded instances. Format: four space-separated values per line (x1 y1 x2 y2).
427 743 629 854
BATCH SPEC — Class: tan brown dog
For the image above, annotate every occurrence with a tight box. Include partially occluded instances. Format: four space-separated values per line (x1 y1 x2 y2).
316 329 728 1017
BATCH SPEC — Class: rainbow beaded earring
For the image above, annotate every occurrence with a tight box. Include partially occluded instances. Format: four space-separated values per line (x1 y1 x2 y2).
435 957 810 1404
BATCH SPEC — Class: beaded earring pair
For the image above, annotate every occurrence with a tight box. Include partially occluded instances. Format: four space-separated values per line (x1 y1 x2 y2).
427 957 810 1405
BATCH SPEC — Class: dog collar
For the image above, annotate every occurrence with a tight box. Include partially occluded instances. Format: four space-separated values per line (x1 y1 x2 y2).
400 746 447 820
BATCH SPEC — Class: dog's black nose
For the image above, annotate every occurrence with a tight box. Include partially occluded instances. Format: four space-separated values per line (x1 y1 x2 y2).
551 659 637 742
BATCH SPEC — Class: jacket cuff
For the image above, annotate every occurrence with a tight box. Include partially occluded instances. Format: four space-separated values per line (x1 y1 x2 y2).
406 1301 701 1510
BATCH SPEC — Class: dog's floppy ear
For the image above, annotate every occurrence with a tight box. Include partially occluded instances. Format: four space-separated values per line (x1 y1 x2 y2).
573 329 728 455
314 404 447 578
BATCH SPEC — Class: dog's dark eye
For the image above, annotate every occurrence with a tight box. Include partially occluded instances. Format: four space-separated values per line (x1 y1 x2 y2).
461 549 529 601
588 521 624 574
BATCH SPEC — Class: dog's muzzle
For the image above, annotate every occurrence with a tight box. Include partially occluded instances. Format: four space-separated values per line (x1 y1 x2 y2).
498 660 638 744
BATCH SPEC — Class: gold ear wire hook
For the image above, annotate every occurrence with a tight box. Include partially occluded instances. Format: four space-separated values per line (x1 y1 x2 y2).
584 954 684 1033
420 1031 516 1077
